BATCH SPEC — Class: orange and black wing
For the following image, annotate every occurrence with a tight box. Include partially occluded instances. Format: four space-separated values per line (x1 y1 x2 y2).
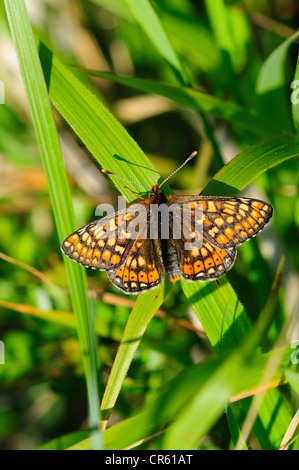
61 203 164 294
61 205 145 271
169 195 273 249
177 241 236 280
185 196 273 249
199 196 273 249
107 237 164 294
169 195 272 280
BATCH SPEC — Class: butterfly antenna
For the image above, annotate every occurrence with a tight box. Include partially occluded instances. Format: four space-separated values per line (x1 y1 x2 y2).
123 186 147 200
159 151 198 188
101 169 150 190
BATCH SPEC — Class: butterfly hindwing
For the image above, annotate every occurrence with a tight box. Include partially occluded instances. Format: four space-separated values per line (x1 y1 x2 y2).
177 241 236 280
108 237 164 293
169 206 236 280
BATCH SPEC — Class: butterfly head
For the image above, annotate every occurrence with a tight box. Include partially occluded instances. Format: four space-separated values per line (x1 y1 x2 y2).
148 184 164 198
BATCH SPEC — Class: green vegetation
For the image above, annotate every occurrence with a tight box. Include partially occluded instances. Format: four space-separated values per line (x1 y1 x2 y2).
0 0 298 450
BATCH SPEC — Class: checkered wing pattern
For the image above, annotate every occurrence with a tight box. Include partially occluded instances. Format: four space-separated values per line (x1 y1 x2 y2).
169 195 272 280
107 237 163 293
178 241 236 280
61 208 135 270
61 202 164 294
199 196 273 248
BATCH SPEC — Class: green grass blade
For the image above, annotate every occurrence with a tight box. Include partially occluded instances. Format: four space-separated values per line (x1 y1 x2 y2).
162 341 291 450
94 0 223 175
4 0 101 445
284 369 299 395
169 257 285 450
89 0 220 73
204 0 235 78
37 429 91 450
226 404 248 449
84 70 280 138
100 283 167 428
162 353 243 449
125 0 190 86
203 134 299 196
161 11 221 73
256 31 299 133
182 277 249 353
38 43 162 197
69 343 296 450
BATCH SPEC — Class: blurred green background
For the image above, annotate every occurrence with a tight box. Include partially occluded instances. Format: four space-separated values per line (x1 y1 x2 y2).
0 0 298 450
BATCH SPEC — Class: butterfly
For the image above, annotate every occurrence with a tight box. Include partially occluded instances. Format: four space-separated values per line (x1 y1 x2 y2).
61 152 273 294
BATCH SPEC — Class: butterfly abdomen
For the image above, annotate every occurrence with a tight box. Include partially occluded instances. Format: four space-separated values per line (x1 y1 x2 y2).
160 239 180 281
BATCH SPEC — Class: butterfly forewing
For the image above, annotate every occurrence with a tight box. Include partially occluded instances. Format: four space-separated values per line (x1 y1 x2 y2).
202 197 273 249
61 204 148 270
169 195 273 249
